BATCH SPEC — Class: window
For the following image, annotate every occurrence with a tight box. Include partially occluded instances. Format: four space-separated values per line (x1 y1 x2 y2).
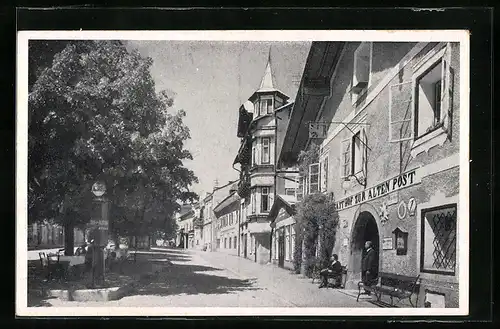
229 212 233 225
252 143 257 165
415 61 443 138
291 224 296 261
261 137 271 164
421 204 457 275
261 187 270 212
341 139 351 178
352 42 372 94
389 43 453 146
260 100 266 116
308 163 320 194
251 189 256 214
341 130 367 179
296 175 304 201
266 99 273 114
229 237 232 249
285 188 296 197
224 237 227 249
234 236 237 249
321 156 329 192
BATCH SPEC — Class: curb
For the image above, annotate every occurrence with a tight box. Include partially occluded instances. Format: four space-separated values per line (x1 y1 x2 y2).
44 280 138 302
32 271 155 302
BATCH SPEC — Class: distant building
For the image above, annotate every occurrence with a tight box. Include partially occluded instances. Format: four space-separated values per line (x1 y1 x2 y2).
201 193 214 251
213 183 240 255
175 204 194 248
193 203 204 250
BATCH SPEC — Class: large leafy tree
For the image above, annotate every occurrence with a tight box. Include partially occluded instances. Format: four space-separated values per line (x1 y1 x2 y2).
28 40 198 254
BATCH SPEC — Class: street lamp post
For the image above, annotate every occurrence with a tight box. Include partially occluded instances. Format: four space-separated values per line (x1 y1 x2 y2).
89 181 109 288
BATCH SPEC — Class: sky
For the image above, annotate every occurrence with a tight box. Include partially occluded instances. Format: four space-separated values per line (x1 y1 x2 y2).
127 40 311 198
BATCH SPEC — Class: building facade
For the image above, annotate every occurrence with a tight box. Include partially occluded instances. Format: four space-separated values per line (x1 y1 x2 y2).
213 184 240 255
201 193 214 251
279 41 461 308
268 101 299 270
269 195 297 270
175 204 196 249
234 55 291 265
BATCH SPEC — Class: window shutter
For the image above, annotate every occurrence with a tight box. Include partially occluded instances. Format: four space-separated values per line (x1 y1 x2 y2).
389 81 414 142
361 129 368 174
340 138 351 178
321 156 329 192
441 43 454 137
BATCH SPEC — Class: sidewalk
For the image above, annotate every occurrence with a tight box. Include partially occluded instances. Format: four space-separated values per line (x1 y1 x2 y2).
170 248 374 308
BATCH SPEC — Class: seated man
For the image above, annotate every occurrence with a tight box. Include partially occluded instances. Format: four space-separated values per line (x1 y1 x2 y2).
319 254 342 288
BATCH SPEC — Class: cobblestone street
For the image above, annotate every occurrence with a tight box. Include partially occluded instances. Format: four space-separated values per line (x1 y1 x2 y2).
42 248 372 308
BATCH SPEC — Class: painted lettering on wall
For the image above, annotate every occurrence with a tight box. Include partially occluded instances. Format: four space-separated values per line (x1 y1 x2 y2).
335 168 421 211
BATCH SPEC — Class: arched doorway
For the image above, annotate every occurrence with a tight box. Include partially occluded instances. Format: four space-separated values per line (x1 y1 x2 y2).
350 211 380 280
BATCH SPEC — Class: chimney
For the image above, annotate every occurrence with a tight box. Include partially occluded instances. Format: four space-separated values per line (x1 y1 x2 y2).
213 179 219 191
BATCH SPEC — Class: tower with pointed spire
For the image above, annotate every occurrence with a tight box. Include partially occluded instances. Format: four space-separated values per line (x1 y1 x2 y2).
247 48 290 117
232 48 292 265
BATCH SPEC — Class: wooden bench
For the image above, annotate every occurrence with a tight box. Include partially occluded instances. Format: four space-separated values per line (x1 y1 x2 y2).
39 252 65 281
357 272 421 307
312 265 348 289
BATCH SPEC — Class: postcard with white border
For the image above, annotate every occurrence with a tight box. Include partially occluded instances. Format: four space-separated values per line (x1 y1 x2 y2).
17 30 469 317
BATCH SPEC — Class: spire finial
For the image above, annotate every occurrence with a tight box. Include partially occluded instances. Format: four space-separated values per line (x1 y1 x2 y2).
259 46 276 91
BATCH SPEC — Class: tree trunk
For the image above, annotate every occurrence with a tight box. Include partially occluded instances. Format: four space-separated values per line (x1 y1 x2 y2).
300 239 307 275
64 215 75 256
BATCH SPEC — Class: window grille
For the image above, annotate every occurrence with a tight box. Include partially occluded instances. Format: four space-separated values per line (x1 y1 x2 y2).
421 205 457 275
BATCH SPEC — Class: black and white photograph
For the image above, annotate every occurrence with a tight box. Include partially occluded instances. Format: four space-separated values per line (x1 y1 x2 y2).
16 30 470 316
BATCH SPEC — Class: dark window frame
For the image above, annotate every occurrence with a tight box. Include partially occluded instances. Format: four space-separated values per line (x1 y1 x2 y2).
420 203 457 276
414 60 445 141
